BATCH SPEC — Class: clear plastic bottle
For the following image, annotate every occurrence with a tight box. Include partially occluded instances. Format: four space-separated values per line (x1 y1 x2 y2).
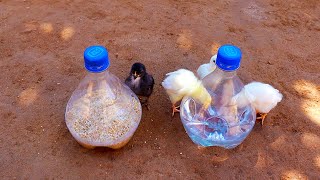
180 45 256 149
65 46 142 149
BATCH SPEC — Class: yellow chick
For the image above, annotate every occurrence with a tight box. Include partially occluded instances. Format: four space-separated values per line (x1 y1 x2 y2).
232 82 283 125
197 55 217 79
162 69 212 116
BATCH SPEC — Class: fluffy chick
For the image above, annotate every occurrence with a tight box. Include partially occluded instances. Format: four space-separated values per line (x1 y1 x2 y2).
232 82 283 125
197 55 217 79
125 62 154 109
162 69 212 116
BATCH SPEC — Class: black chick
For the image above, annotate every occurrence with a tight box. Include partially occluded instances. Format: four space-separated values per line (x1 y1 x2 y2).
125 62 154 109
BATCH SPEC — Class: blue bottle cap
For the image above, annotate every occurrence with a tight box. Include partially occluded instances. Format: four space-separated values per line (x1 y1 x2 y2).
216 44 242 71
84 45 110 73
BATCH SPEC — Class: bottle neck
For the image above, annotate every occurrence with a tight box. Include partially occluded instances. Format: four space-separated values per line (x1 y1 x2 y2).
88 69 108 74
214 67 237 79
202 66 238 91
87 69 109 79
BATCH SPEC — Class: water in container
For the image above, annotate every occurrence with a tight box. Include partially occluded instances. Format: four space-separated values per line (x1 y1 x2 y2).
180 44 256 149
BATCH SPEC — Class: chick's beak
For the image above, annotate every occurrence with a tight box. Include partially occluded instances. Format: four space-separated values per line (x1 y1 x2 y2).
133 71 138 79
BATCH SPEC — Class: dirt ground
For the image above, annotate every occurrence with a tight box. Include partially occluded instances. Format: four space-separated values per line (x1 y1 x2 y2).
1 0 320 179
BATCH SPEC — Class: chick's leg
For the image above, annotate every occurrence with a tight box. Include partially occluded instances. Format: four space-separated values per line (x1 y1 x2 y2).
139 96 150 110
145 98 150 110
172 104 180 117
256 113 267 125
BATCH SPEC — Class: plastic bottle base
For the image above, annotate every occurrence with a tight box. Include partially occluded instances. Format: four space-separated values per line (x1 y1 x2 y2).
75 135 133 150
77 141 96 149
196 143 240 149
